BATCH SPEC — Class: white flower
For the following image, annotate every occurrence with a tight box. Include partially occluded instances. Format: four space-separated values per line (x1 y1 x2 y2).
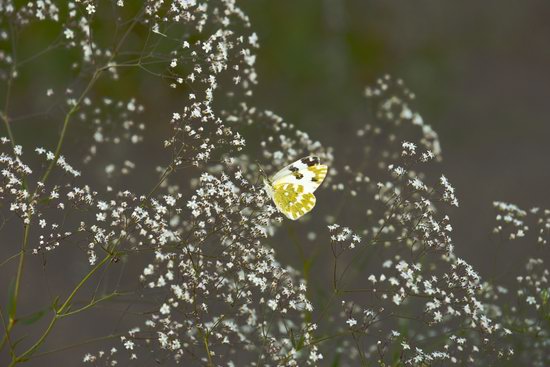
86 4 96 15
64 28 74 39
164 195 176 206
123 340 134 350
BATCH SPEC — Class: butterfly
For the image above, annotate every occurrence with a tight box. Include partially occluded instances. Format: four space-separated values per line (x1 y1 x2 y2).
262 156 328 220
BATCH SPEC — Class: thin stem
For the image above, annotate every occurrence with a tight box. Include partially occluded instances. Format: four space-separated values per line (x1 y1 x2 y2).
146 165 174 200
16 39 63 67
9 254 112 365
351 332 368 366
336 195 400 289
38 70 100 186
2 20 17 148
12 225 30 315
1 79 15 147
0 224 31 352
29 333 123 360
58 291 124 319
144 141 188 201
0 305 15 358
202 332 214 367
0 250 22 269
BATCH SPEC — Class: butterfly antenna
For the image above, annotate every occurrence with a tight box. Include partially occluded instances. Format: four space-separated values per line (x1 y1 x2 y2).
255 160 268 185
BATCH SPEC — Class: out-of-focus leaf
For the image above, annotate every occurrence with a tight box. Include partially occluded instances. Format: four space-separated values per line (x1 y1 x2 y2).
51 296 60 312
331 352 341 367
541 289 549 306
19 309 47 325
295 334 305 351
289 328 296 348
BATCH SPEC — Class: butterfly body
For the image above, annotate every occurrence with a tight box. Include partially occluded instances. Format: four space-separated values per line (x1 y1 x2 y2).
263 156 328 220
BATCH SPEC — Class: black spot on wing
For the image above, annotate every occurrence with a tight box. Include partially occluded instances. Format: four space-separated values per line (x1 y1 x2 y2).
301 156 320 167
293 172 304 179
311 177 318 182
289 165 299 172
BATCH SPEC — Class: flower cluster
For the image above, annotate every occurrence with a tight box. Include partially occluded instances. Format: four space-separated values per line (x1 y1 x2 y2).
479 257 550 366
0 1 541 367
328 224 361 249
84 171 319 365
493 201 529 240
307 79 513 365
492 201 550 245
364 75 442 161
0 140 33 224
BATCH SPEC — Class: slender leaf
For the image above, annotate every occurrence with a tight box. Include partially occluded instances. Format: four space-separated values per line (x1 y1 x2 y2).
12 335 28 348
19 309 47 325
331 352 341 367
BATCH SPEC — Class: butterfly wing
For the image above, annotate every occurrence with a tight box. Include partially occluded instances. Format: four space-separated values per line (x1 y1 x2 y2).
272 182 317 220
269 156 328 220
271 156 328 190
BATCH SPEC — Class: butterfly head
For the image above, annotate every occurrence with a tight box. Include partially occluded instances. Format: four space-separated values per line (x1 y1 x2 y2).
256 161 270 181
256 161 273 194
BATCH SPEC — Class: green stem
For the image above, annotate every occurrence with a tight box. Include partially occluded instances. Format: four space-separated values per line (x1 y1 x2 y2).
58 255 112 315
0 305 15 357
202 332 214 367
1 79 15 147
9 255 111 366
30 333 123 360
0 251 23 268
38 69 100 186
0 224 31 352
59 292 122 319
2 20 16 149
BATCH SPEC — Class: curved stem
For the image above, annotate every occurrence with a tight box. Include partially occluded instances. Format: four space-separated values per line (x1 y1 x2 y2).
0 224 31 352
0 305 15 358
202 332 214 367
1 79 15 147
2 20 17 149
30 333 123 360
38 70 100 186
59 291 125 319
0 251 23 269
9 254 112 366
